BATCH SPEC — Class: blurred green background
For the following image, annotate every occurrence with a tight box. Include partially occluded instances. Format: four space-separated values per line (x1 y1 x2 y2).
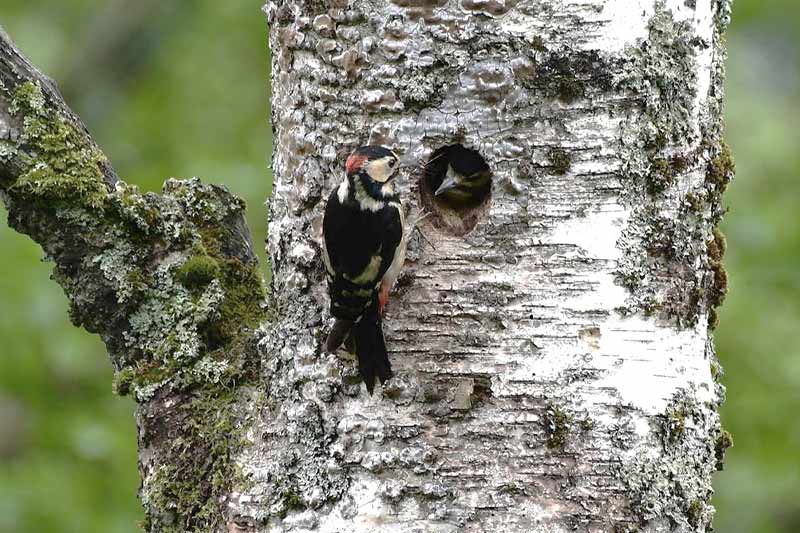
0 2 796 532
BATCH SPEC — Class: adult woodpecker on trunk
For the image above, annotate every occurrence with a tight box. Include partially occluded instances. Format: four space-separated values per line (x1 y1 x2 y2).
322 145 406 394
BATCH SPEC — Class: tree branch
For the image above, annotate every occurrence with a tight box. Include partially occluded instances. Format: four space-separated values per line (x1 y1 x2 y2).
1 24 267 387
1 25 272 531
0 26 118 186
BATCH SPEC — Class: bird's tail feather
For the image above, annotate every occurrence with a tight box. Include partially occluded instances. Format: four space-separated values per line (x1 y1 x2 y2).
325 318 354 353
353 308 392 394
327 279 392 393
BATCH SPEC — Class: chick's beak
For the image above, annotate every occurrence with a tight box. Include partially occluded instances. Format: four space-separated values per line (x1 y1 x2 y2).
434 174 459 196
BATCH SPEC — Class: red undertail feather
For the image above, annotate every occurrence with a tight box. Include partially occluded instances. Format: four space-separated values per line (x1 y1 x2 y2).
378 282 390 315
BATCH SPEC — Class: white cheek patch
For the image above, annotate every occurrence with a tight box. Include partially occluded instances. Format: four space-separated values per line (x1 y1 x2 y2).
367 159 392 183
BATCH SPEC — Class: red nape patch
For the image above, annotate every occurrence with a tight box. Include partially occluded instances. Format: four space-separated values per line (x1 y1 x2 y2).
346 154 368 174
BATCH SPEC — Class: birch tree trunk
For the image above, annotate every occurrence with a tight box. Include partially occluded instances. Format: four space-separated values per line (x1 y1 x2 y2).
0 0 734 531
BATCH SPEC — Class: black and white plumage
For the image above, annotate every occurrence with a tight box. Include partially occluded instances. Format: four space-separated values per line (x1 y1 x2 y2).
322 145 406 394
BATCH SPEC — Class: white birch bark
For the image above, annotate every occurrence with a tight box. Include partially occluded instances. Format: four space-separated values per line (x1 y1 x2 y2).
233 0 733 531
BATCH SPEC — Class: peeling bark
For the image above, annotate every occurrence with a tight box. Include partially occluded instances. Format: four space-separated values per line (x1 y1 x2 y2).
1 0 734 531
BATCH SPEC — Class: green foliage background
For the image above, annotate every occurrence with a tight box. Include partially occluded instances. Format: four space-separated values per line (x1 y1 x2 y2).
0 2 796 532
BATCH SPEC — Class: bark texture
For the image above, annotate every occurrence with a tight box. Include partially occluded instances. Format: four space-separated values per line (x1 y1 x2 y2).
252 0 733 531
1 0 734 530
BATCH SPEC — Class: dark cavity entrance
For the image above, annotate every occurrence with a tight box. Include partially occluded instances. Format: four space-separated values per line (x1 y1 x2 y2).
419 144 492 236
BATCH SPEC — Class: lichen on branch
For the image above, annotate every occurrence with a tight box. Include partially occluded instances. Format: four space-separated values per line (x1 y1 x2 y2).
1 77 266 398
4 80 110 206
1 31 269 531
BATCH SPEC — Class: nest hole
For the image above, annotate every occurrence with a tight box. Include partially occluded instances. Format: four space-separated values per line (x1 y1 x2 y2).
419 144 493 236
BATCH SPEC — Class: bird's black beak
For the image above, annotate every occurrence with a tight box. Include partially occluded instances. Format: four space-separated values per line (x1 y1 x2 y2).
434 174 459 196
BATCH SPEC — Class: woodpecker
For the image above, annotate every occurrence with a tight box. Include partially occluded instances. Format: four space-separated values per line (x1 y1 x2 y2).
322 145 406 394
430 144 492 207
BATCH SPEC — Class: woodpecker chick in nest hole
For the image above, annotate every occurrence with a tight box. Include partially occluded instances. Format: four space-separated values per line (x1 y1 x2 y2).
430 144 492 207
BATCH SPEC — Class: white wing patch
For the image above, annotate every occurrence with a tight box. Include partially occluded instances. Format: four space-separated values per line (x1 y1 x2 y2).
337 179 349 203
345 247 384 285
381 203 406 291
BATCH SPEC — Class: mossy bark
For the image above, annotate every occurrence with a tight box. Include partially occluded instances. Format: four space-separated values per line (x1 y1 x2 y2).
1 27 266 532
2 1 733 530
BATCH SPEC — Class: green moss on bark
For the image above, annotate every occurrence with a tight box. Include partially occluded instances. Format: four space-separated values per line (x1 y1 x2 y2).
662 395 691 445
2 55 268 533
615 5 736 333
112 367 136 396
714 429 733 470
177 255 220 291
7 81 109 208
543 403 572 450
706 141 734 192
647 154 689 195
141 389 250 532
